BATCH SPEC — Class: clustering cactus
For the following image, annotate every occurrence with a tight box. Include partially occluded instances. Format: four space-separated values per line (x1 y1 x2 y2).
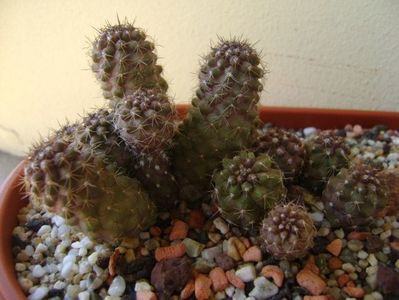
322 162 388 229
173 39 264 202
213 151 286 229
260 203 316 260
253 126 306 183
114 89 178 209
24 128 157 243
75 108 135 175
301 131 350 194
91 20 168 106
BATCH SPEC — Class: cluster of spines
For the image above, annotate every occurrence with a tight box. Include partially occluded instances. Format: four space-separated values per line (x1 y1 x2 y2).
322 162 388 229
213 151 286 229
261 202 316 260
253 126 306 183
91 20 167 105
301 130 350 194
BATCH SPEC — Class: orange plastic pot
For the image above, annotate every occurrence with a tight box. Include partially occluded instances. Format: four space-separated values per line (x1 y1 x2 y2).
1 105 399 299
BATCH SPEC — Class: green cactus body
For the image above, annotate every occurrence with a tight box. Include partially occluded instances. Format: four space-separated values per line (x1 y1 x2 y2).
321 163 388 229
76 108 135 175
24 129 157 243
301 131 350 194
91 21 167 105
114 89 178 209
253 126 306 183
260 203 316 260
377 168 399 217
213 151 286 229
173 39 264 202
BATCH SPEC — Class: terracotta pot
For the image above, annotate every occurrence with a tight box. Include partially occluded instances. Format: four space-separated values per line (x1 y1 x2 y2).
1 105 398 299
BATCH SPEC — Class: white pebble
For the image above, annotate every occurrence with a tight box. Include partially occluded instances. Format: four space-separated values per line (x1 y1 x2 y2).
63 254 77 265
342 263 356 273
52 215 65 226
50 227 58 239
358 250 369 260
35 243 48 254
18 277 33 292
108 275 126 297
81 237 94 249
61 261 78 279
87 277 104 291
37 225 51 236
104 297 122 300
233 288 246 300
53 280 66 290
58 224 71 238
28 286 48 300
79 261 91 274
213 217 229 234
88 252 99 265
79 247 88 257
236 263 256 282
72 241 83 249
78 291 91 300
135 280 153 291
25 245 34 256
45 263 58 273
215 291 226 299
304 127 317 137
32 265 46 278
310 212 324 222
225 285 235 297
368 254 378 267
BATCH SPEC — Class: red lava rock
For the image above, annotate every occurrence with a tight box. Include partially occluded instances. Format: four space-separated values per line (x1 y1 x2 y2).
169 220 189 240
328 257 342 270
151 256 192 298
108 248 120 277
137 290 157 300
343 286 365 298
261 265 284 288
377 264 399 295
215 252 235 271
209 267 229 292
195 274 212 300
226 270 245 289
188 210 205 229
243 246 262 262
337 274 351 287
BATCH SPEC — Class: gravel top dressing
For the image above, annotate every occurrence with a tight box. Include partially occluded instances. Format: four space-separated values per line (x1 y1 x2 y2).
12 124 399 300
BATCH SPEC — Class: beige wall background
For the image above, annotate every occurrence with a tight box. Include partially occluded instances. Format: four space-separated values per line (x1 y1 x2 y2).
0 0 398 156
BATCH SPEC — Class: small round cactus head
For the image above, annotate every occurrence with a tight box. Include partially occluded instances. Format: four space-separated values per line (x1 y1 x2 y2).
114 88 177 155
213 151 286 229
301 130 350 194
91 19 167 105
322 162 388 229
260 202 316 261
75 108 135 175
253 125 306 183
377 167 399 217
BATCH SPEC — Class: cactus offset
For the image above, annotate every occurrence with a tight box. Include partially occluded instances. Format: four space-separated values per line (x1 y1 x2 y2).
301 131 350 194
114 89 178 209
260 203 316 260
173 38 264 202
321 162 388 229
91 20 167 105
213 151 286 229
253 126 306 183
24 128 157 243
75 108 135 175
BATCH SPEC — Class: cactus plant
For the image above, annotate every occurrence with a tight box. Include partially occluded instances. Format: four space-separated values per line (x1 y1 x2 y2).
114 89 178 209
75 108 135 175
377 168 399 217
24 128 157 243
213 151 286 229
173 38 265 202
260 202 316 260
321 162 388 229
91 20 167 106
301 131 350 194
253 126 306 183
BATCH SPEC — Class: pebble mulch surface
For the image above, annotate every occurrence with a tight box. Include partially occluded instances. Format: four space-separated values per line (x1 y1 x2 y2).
12 124 399 300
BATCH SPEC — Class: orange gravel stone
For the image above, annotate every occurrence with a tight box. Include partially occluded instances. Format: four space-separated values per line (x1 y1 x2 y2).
343 286 365 298
226 270 245 289
337 274 351 287
188 210 205 229
195 274 212 300
296 269 326 296
108 248 120 277
326 239 342 256
150 226 162 237
261 265 284 288
347 231 370 241
328 257 343 270
180 279 195 299
243 246 262 262
231 237 247 257
155 243 186 261
209 267 229 292
240 237 251 248
304 255 320 275
137 290 157 300
169 220 189 240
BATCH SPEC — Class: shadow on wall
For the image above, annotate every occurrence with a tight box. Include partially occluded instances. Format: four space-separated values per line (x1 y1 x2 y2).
0 151 23 185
